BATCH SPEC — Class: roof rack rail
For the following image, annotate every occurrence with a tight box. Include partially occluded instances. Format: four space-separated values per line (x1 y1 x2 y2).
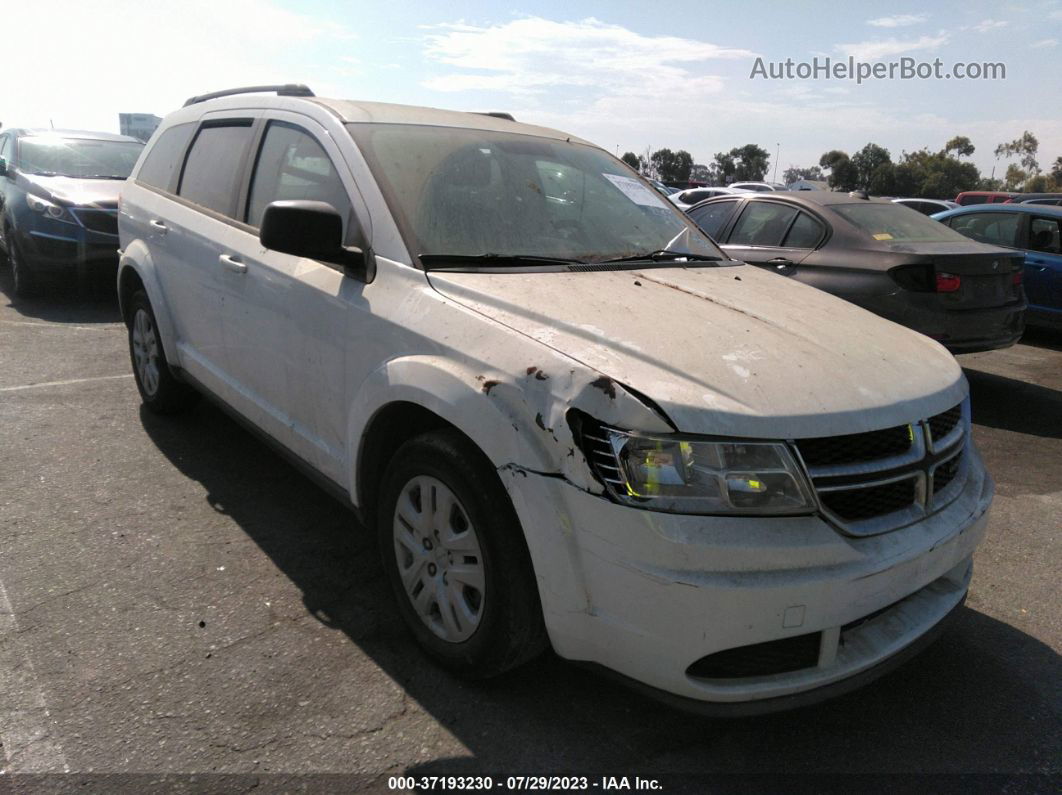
183 84 315 107
473 112 516 121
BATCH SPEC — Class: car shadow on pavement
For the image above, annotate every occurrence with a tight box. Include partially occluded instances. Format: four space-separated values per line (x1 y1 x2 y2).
0 260 122 324
137 399 1061 781
965 367 1062 439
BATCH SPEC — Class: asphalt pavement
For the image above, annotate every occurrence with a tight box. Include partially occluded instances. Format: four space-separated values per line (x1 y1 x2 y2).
0 269 1058 793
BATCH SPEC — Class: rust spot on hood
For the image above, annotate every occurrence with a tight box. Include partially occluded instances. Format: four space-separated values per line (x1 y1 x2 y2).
526 366 549 380
482 379 501 394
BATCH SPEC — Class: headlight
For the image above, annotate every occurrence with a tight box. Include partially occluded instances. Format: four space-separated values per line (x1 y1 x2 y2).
26 193 74 222
582 423 816 515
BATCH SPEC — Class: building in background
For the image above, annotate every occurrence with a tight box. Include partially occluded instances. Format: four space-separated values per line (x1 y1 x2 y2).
118 113 161 142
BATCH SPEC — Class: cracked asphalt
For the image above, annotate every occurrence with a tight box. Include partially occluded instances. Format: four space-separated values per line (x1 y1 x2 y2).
0 267 1058 793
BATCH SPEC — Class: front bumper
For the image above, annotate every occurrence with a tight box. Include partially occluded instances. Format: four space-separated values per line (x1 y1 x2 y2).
502 443 993 709
14 216 119 278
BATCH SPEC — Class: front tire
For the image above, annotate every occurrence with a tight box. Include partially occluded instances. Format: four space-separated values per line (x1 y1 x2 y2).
378 429 547 678
8 236 38 299
127 290 198 414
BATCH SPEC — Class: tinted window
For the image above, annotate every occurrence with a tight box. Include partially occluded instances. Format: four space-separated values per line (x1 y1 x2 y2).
137 123 195 192
949 212 1020 247
178 122 254 216
247 122 352 230
833 203 968 243
0 135 8 159
687 199 738 239
960 195 988 205
729 202 798 246
783 212 823 248
1029 217 1061 254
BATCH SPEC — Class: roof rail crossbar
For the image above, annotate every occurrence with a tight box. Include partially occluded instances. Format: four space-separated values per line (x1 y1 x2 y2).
183 84 315 107
472 112 516 121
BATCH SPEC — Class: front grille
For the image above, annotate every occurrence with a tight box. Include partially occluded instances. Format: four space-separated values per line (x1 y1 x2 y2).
819 477 917 522
795 400 967 535
686 632 821 679
795 425 911 467
933 452 962 494
928 405 962 444
571 413 624 488
72 208 119 236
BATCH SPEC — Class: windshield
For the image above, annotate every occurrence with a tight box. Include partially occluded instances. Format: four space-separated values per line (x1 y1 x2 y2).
833 202 971 244
17 136 144 178
346 123 722 264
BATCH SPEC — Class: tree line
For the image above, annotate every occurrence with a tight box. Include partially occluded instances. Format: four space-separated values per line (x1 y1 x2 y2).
621 132 1062 199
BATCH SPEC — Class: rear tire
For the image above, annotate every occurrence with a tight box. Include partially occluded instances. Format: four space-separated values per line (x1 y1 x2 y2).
377 429 547 678
127 290 198 414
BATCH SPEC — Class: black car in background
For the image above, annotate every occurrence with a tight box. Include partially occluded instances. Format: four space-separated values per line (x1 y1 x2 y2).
0 129 144 296
686 192 1026 353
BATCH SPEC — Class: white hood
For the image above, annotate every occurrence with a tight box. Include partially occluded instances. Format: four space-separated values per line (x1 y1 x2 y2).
428 263 967 438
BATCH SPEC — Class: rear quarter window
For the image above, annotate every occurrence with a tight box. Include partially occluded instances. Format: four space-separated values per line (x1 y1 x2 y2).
136 123 195 193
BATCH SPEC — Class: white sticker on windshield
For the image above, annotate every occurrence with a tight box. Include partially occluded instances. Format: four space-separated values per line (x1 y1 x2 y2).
602 173 666 207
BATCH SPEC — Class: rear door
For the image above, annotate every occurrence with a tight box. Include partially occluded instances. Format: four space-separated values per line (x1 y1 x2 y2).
717 199 823 274
159 114 260 391
1023 214 1062 319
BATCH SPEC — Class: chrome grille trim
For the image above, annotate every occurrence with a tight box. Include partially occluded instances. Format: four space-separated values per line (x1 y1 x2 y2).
792 398 970 537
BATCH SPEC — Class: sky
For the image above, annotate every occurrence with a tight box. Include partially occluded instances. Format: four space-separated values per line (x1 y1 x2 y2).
5 0 1062 180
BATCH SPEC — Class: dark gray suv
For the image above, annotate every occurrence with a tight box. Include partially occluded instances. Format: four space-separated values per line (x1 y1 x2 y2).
0 128 143 296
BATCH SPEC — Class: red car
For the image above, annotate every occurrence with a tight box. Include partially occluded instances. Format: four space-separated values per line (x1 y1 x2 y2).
955 191 1019 206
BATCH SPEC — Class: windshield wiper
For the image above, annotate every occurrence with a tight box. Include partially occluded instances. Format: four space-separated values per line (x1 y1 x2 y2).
79 175 127 180
419 253 587 269
597 250 724 264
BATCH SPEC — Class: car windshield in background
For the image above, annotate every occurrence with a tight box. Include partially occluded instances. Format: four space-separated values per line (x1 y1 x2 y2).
346 123 722 264
18 136 143 179
833 202 971 244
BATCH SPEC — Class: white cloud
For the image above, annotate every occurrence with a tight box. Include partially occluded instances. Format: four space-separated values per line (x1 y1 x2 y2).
421 17 754 96
1031 38 1059 48
970 19 1009 33
867 14 928 28
2 0 353 132
1050 10 1062 21
836 33 950 61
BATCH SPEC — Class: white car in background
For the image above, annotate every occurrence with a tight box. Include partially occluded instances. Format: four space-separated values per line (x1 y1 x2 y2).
728 181 787 192
668 186 745 211
116 84 993 714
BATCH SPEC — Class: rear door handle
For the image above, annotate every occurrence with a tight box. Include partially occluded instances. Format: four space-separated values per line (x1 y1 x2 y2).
767 257 793 269
219 254 247 273
149 219 168 234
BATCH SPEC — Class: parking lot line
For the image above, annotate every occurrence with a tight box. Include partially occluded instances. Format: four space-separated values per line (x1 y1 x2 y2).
0 374 134 393
0 575 68 773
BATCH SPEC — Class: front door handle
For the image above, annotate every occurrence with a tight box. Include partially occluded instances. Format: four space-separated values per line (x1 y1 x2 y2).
219 253 247 274
149 219 168 235
767 257 793 269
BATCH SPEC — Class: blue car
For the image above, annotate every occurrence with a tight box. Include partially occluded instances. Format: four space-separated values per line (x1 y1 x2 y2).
933 203 1062 329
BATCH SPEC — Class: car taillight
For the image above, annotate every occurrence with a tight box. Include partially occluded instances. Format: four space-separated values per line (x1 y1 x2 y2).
1012 269 1023 285
935 272 962 292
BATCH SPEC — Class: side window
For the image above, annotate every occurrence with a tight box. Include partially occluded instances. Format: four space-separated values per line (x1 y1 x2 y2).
0 134 9 160
782 212 823 248
178 122 255 217
687 199 738 239
136 123 195 193
1029 217 1061 254
950 212 1019 247
246 122 352 231
728 201 798 246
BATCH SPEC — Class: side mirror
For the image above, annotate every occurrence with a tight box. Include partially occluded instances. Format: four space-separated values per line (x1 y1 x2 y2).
259 200 375 282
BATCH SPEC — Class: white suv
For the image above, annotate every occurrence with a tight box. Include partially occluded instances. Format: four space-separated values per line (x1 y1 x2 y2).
117 85 992 713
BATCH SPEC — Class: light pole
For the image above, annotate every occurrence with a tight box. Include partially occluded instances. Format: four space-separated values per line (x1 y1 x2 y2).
773 142 780 184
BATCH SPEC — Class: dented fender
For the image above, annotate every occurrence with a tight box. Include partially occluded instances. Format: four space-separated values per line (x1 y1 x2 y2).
345 353 673 503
